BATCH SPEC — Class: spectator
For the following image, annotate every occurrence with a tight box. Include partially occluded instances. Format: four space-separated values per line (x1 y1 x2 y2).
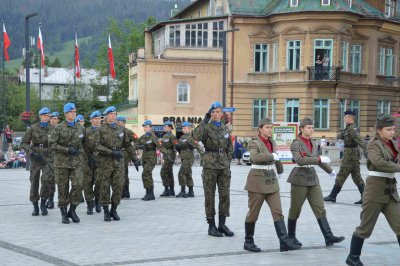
4 125 14 149
234 137 243 165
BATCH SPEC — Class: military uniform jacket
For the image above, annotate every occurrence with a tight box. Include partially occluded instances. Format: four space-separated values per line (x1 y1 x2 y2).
178 133 202 160
84 126 98 160
364 136 400 203
160 132 177 160
137 133 161 161
287 137 332 187
192 121 233 169
49 121 84 169
337 123 366 163
122 128 138 160
21 122 54 158
244 136 283 194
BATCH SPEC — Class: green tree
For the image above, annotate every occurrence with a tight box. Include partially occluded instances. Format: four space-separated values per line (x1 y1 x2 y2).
51 57 62 67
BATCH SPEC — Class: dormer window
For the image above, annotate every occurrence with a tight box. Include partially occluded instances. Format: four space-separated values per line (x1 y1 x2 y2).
345 0 352 7
322 0 330 6
385 0 395 18
290 0 298 7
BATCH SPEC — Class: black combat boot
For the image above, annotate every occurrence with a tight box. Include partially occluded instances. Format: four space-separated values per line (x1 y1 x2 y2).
218 215 234 237
176 186 187 198
274 219 301 252
46 193 54 209
345 234 364 266
397 235 400 246
94 198 101 213
60 207 70 224
160 186 170 197
103 205 111 222
324 184 342 202
187 186 195 197
169 185 175 196
125 185 130 199
244 222 261 252
148 188 155 200
67 204 80 223
317 216 345 246
32 202 39 216
86 201 94 215
40 198 48 215
288 219 302 246
121 186 127 199
207 217 223 237
110 204 120 221
354 184 365 204
141 189 149 201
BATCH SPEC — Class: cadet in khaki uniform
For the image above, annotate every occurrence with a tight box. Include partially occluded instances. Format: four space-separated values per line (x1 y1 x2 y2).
243 118 300 253
160 121 177 196
346 114 400 266
21 107 54 216
49 102 84 224
45 111 60 209
192 101 234 237
288 118 345 246
324 110 366 204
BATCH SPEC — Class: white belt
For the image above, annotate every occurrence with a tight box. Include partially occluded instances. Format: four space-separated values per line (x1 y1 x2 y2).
251 165 274 170
297 165 314 168
368 171 395 179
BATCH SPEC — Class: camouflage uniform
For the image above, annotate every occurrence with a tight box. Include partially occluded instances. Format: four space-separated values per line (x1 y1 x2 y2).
160 131 177 194
83 126 100 211
122 127 138 198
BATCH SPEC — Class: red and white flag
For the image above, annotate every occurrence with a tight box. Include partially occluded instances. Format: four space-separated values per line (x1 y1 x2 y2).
75 32 80 78
37 27 45 68
3 22 11 61
108 34 116 79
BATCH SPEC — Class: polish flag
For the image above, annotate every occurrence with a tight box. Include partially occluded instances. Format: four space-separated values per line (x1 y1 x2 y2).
108 34 116 79
37 27 45 68
75 33 80 78
3 22 11 61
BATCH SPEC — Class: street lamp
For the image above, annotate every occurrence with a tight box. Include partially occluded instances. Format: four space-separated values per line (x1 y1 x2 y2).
221 28 239 107
25 12 38 112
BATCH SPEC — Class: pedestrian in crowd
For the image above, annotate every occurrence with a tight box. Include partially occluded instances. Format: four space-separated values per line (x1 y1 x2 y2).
21 107 53 216
160 121 177 197
45 111 60 209
315 54 323 80
192 101 234 237
287 118 345 247
49 102 84 224
4 125 14 149
324 110 367 204
243 118 300 253
234 136 243 165
363 134 371 159
346 114 400 266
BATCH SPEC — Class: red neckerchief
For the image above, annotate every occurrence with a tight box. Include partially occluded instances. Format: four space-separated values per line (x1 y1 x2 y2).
259 135 273 153
300 135 313 153
385 140 399 159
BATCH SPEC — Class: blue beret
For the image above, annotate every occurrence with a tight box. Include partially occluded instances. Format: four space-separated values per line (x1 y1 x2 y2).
63 102 76 113
117 116 126 122
50 112 59 117
209 101 223 112
182 121 192 127
344 110 356 116
103 106 116 115
90 111 101 119
75 114 84 122
39 107 51 115
142 120 152 126
163 121 173 126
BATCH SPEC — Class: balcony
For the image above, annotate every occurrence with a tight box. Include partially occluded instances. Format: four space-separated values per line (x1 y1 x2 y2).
308 66 341 81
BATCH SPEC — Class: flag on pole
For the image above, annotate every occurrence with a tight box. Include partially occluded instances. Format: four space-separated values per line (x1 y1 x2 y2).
75 32 80 78
108 34 116 79
3 22 11 61
37 27 45 68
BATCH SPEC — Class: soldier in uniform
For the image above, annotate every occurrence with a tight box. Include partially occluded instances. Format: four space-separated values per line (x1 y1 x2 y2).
75 114 86 203
192 101 234 237
136 120 161 201
160 121 177 196
287 118 345 247
244 118 300 252
324 110 367 204
175 121 202 198
346 114 400 266
45 111 60 209
49 102 84 224
94 106 140 222
21 107 53 216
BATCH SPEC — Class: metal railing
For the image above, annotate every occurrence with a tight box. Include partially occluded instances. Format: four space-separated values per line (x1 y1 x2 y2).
308 66 341 81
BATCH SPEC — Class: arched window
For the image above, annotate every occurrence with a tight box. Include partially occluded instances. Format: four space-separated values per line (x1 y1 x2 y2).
177 81 190 103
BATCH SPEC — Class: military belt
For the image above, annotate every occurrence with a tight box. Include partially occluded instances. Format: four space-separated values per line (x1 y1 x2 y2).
145 147 156 151
205 148 226 154
111 148 122 151
32 143 48 148
297 165 314 168
182 148 193 151
251 165 274 170
384 188 396 195
344 144 358 148
368 171 395 179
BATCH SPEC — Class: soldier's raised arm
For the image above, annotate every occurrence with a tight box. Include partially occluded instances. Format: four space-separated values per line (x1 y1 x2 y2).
192 109 211 141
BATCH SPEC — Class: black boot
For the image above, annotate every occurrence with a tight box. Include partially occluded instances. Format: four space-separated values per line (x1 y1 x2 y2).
46 193 54 209
317 216 345 246
324 184 342 203
160 186 170 197
169 185 175 196
187 186 194 197
67 204 80 223
94 198 101 213
121 186 127 199
32 202 39 216
141 189 149 201
207 217 223 237
354 184 365 204
60 207 70 224
274 219 301 252
288 219 302 246
110 204 120 221
103 205 111 222
176 186 187 198
40 198 48 215
148 188 155 200
125 185 130 198
87 201 94 215
218 215 234 237
244 222 261 252
345 234 364 266
397 235 400 246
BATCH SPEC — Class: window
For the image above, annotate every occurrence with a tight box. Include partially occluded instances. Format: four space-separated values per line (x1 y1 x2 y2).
254 44 268 72
286 99 299 122
177 81 190 103
185 23 208 48
169 25 180 47
271 99 277 122
349 100 360 126
272 42 279 72
290 0 298 7
385 0 395 18
287 40 301 70
379 47 385 75
379 47 395 76
212 21 224 48
321 0 330 6
339 99 347 129
350 45 362 74
314 99 329 129
377 100 390 114
341 41 349 71
253 99 268 127
132 78 138 99
386 48 394 76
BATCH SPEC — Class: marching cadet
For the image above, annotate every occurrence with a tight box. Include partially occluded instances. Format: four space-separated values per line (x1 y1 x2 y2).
49 102 84 224
75 114 86 203
21 107 54 216
324 110 367 204
175 121 202 198
160 121 177 197
45 111 60 209
136 120 161 201
287 118 345 247
192 101 234 237
94 106 140 222
243 118 300 252
346 114 400 266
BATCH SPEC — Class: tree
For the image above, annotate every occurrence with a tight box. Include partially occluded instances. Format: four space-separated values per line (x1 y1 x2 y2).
51 57 62 67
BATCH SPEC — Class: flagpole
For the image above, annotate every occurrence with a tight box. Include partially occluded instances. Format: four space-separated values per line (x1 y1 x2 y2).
106 31 109 104
38 23 42 108
2 20 6 139
74 25 77 102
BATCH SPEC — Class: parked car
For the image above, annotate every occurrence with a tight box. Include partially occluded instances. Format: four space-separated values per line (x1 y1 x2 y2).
242 151 251 165
13 137 22 148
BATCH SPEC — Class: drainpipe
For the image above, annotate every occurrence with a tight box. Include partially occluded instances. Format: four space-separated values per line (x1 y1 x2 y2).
230 17 235 124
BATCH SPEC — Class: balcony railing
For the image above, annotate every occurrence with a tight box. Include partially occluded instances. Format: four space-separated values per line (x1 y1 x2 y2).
308 66 341 81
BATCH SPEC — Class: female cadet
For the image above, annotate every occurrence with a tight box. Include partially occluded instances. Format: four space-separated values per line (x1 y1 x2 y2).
346 114 400 266
244 118 300 252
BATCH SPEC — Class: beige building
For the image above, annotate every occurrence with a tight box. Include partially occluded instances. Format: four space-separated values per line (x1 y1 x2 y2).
127 0 400 138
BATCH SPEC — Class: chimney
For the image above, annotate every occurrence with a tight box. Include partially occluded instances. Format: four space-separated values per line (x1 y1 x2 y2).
171 4 180 18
